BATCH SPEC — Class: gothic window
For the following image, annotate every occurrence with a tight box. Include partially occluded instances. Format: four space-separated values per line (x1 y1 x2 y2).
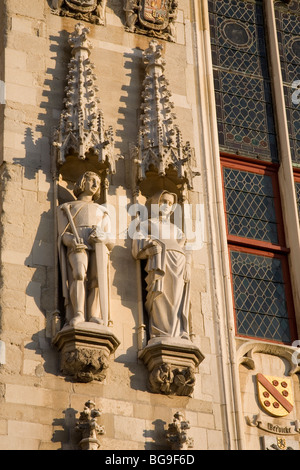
209 0 278 162
222 157 296 344
275 1 300 165
210 0 298 344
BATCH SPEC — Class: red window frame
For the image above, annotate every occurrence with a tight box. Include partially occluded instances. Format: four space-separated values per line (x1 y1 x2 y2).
221 153 297 344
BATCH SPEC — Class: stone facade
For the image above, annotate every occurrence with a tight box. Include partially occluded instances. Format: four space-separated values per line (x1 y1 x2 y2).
0 0 299 451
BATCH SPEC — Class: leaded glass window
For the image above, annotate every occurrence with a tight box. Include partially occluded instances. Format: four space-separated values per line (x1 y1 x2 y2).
209 0 278 162
223 167 279 243
230 250 291 343
222 158 295 343
295 180 300 220
275 1 300 165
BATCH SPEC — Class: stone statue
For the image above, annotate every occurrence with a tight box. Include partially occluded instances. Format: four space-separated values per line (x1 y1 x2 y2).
57 171 113 328
132 190 191 340
123 0 140 33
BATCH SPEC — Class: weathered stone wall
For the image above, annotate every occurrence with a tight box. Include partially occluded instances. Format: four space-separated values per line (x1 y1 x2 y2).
0 0 225 450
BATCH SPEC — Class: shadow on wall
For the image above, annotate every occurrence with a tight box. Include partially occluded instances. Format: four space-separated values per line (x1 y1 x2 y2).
52 407 80 450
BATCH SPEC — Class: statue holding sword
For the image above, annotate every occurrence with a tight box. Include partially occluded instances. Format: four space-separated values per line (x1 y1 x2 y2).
57 171 114 328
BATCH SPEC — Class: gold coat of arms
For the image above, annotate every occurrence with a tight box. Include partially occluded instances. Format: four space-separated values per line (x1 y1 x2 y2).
256 373 294 417
140 0 169 28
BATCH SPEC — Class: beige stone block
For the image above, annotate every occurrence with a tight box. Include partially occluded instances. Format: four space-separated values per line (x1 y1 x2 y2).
1 249 32 266
5 67 34 88
22 359 44 376
0 420 7 435
190 426 207 450
6 83 37 106
5 48 27 69
5 384 69 409
207 429 224 450
3 130 27 152
114 415 146 443
0 435 40 450
11 16 33 34
176 22 185 45
97 398 134 418
7 0 45 19
8 420 52 441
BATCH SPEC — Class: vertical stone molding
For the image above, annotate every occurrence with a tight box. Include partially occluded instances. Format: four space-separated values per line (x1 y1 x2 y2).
123 1 178 42
76 400 105 450
51 1 107 25
166 411 194 450
131 39 197 201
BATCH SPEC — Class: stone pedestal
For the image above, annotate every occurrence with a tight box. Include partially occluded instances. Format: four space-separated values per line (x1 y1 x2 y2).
53 322 120 383
139 337 204 396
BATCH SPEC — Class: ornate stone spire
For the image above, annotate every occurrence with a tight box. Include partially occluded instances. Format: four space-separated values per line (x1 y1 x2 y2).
53 23 117 175
132 40 196 199
76 400 105 450
166 411 194 450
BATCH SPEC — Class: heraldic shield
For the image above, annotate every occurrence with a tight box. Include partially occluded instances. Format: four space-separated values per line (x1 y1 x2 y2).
256 373 294 417
139 0 169 30
65 0 98 12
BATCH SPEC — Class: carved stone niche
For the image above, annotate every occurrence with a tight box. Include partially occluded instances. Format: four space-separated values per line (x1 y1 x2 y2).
139 338 204 396
53 322 120 383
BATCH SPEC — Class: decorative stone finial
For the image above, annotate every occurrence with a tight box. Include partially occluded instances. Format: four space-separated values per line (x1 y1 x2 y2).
166 411 194 450
76 400 105 450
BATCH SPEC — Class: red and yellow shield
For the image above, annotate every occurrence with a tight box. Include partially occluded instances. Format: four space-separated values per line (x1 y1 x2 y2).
256 373 294 417
141 0 169 26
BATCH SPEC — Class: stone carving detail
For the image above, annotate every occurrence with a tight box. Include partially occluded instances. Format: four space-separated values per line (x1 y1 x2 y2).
61 346 108 383
124 0 178 42
53 171 120 382
57 171 113 327
131 40 197 200
166 412 194 450
149 364 195 396
76 400 105 450
53 23 117 174
51 1 107 25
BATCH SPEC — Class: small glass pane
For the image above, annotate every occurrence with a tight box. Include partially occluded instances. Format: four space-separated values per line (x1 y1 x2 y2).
230 250 291 342
224 168 278 243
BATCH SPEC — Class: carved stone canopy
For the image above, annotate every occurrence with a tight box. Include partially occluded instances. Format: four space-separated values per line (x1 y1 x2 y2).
131 40 198 201
53 23 119 183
